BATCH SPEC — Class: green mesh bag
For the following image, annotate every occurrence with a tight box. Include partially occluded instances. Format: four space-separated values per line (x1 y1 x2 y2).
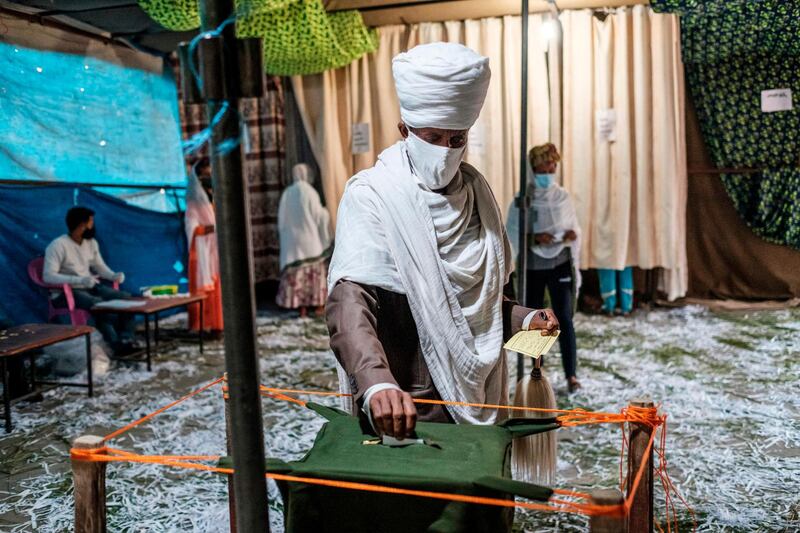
220 403 558 533
139 0 377 75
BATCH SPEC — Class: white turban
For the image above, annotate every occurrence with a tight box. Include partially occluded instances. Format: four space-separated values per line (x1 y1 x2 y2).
392 42 490 130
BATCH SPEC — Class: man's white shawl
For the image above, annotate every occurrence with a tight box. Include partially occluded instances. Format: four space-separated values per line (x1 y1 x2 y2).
329 141 513 424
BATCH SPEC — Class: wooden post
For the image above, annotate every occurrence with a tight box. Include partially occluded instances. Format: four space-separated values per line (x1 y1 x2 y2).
627 398 655 533
72 435 107 533
223 384 237 533
589 488 626 533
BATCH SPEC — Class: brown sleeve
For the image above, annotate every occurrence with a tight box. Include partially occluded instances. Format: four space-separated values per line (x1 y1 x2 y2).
502 282 534 341
326 280 398 404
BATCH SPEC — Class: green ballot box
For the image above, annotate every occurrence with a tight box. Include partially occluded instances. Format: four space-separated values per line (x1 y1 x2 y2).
221 403 559 533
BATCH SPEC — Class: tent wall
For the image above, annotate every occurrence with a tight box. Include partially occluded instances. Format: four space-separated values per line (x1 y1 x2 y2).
685 97 800 300
560 8 687 299
291 16 558 228
0 185 188 325
0 11 162 73
174 68 287 283
292 5 688 299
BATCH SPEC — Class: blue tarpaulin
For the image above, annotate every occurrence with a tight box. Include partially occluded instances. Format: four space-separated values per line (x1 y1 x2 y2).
0 41 186 190
0 185 187 324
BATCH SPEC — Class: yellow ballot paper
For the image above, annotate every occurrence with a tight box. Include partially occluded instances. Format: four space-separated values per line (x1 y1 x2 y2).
503 330 560 359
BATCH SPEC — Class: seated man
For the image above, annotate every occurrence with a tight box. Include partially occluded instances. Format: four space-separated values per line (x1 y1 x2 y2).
43 207 136 356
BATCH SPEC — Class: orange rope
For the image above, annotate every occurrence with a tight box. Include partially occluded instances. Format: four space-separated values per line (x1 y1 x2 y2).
104 377 225 442
258 385 622 419
69 446 623 517
74 376 692 526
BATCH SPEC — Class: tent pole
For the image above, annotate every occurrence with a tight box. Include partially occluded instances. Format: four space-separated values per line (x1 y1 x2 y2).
198 1 270 531
516 0 530 382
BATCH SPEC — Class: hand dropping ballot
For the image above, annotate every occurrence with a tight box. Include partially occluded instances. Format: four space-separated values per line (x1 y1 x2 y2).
504 328 560 359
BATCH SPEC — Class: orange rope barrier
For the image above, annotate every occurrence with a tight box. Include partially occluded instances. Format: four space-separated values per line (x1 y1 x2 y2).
103 376 225 442
257 385 622 419
70 375 693 528
70 446 623 518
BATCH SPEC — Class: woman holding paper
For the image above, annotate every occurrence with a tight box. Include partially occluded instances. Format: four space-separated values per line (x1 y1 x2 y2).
508 143 581 393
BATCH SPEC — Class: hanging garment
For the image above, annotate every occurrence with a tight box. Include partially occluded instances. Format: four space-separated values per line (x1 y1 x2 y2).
185 174 223 332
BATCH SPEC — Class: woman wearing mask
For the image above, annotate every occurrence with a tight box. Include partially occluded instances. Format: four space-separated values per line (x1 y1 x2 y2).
508 143 582 393
277 163 332 317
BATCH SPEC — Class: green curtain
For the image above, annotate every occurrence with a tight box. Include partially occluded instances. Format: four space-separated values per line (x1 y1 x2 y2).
650 0 800 249
139 0 377 75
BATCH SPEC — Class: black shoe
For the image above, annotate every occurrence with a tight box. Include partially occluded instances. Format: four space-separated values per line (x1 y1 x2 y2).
113 342 138 357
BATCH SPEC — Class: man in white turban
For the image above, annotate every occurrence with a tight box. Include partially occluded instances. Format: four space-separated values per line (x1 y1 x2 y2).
327 43 558 438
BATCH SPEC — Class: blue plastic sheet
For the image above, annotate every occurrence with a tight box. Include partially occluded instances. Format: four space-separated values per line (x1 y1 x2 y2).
0 41 185 189
0 185 188 324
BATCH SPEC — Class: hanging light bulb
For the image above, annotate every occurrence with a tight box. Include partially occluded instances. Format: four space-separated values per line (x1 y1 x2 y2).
540 20 559 46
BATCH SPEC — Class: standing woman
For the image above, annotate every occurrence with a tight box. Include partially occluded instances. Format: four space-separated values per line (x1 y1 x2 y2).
185 157 224 336
277 163 332 317
509 143 582 392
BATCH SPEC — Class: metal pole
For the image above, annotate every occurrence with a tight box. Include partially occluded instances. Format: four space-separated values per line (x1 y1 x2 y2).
516 0 530 381
198 1 270 531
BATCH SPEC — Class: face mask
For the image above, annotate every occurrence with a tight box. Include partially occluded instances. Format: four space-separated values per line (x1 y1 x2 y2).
82 227 96 240
405 131 465 190
533 173 556 189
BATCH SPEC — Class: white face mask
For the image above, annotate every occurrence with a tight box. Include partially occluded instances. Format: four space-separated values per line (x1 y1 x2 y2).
405 131 465 190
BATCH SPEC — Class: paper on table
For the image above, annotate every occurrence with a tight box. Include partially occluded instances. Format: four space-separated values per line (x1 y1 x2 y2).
93 299 147 310
503 330 560 359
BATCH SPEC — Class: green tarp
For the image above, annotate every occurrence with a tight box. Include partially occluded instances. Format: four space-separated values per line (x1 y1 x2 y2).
220 402 559 532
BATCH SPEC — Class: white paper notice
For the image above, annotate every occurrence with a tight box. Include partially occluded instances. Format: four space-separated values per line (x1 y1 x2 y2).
596 109 617 142
761 89 793 113
351 123 371 154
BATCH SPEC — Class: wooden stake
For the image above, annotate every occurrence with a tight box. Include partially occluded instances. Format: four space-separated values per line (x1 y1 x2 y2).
224 384 237 533
72 435 107 533
589 488 626 533
627 398 655 533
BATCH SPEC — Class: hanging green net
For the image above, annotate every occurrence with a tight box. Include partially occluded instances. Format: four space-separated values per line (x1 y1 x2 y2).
139 0 378 75
650 0 800 249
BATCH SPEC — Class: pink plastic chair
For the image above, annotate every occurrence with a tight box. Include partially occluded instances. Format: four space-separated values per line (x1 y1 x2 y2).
27 257 118 326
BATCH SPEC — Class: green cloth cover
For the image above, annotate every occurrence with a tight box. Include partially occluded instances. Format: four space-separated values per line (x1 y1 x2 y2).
220 402 557 532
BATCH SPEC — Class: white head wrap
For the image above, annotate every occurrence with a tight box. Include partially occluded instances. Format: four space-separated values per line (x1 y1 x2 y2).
292 162 313 184
392 42 490 130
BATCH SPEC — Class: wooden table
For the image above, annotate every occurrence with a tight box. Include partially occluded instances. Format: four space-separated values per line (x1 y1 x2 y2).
91 295 206 371
0 324 94 432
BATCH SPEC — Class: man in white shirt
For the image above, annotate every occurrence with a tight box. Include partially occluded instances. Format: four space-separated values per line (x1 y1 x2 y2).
44 207 136 355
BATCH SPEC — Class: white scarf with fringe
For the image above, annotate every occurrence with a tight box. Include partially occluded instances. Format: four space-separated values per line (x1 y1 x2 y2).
329 141 512 424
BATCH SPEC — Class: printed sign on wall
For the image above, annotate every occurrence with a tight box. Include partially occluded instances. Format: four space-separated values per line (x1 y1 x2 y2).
595 109 617 142
351 123 371 154
761 89 793 113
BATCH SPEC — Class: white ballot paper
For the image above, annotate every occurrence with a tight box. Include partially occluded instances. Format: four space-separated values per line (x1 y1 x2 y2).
93 299 147 310
504 329 560 360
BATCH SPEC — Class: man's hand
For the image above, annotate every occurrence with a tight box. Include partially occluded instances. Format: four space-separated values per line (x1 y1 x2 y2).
113 272 125 284
369 389 417 438
534 232 555 245
563 230 577 242
527 309 560 336
79 275 99 288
